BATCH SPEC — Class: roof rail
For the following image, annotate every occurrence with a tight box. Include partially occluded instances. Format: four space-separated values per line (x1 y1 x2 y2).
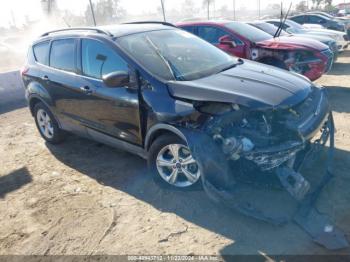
123 21 176 27
40 27 113 37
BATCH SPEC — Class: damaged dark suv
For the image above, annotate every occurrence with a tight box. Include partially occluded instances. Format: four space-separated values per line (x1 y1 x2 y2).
22 22 332 189
23 23 345 249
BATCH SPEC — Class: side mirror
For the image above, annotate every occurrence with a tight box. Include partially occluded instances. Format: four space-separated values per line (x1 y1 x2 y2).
102 71 129 87
219 35 237 48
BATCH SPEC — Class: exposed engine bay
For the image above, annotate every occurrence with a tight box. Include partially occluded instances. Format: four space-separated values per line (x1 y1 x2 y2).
178 86 349 250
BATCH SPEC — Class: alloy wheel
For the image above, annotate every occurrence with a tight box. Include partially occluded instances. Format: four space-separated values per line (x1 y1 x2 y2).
36 108 54 139
156 143 200 187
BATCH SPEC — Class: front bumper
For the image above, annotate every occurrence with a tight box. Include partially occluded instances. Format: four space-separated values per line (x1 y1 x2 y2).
188 114 347 250
337 39 349 52
302 50 333 81
179 86 348 249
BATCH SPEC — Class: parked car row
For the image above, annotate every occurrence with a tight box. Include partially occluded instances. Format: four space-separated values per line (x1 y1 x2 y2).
266 19 348 52
290 11 350 39
177 20 336 81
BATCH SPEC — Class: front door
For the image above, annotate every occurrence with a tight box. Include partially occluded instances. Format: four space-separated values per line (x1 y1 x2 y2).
75 38 142 145
196 25 246 58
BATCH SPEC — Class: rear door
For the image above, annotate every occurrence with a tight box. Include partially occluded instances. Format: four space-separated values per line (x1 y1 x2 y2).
196 25 246 58
43 38 88 134
76 38 142 145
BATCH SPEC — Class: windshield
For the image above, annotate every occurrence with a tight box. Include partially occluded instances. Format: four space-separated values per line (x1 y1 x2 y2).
117 29 235 81
225 21 272 42
251 22 288 36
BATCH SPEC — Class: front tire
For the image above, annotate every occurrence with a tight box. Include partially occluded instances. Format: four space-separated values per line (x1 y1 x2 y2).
33 102 65 144
148 134 201 190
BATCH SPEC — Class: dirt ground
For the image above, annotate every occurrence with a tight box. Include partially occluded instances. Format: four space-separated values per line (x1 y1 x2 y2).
1 51 350 256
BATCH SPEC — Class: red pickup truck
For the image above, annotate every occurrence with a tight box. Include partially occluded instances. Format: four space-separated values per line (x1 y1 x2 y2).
177 20 334 81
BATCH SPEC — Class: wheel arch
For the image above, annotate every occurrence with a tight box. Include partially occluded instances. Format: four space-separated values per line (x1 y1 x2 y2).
26 81 53 115
145 124 188 151
28 95 62 128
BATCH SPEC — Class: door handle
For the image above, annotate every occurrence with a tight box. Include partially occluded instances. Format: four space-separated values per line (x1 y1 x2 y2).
79 86 93 95
41 75 49 81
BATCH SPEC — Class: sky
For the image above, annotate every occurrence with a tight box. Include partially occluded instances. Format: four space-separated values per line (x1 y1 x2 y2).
0 0 348 27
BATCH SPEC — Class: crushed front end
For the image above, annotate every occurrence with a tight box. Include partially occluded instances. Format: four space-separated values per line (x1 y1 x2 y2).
180 86 349 250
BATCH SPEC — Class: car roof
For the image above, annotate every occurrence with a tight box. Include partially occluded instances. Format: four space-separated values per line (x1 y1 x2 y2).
307 11 333 17
37 22 175 42
176 19 233 26
98 23 174 37
299 13 331 20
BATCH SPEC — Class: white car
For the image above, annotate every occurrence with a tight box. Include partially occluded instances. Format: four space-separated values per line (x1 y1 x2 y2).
302 23 325 29
266 19 349 52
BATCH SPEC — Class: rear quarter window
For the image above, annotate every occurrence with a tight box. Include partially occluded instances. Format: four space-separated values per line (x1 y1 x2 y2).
49 39 76 72
33 41 50 65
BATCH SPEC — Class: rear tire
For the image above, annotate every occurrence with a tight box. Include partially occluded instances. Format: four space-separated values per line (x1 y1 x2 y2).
33 102 66 144
148 134 201 190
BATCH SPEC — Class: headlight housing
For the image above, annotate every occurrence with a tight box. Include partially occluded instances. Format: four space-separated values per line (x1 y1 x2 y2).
194 102 237 115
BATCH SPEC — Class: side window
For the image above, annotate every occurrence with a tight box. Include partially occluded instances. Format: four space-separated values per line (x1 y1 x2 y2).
269 21 278 26
50 39 76 72
181 26 195 34
308 15 326 24
292 15 305 24
33 41 50 65
81 39 128 79
281 23 289 30
197 26 229 44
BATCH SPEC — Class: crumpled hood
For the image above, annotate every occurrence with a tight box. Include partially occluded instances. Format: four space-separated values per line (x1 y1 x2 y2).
257 36 328 51
167 59 313 110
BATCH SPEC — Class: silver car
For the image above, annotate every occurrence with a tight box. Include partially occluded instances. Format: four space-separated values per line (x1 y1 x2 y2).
266 19 349 52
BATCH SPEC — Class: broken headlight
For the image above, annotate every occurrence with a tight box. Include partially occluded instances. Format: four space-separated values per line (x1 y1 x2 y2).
194 102 239 115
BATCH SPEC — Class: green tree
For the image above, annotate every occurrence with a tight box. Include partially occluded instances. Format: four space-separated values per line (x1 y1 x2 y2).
296 1 308 12
324 0 333 6
85 0 126 26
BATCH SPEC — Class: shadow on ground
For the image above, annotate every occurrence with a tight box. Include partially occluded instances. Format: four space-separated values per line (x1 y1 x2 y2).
45 134 350 255
0 167 32 198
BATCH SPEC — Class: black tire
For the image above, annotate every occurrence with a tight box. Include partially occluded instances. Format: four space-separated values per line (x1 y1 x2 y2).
147 134 201 191
33 102 66 144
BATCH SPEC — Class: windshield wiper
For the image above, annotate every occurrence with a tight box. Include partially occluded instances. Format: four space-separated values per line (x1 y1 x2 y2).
144 36 181 80
219 58 244 72
274 2 292 38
